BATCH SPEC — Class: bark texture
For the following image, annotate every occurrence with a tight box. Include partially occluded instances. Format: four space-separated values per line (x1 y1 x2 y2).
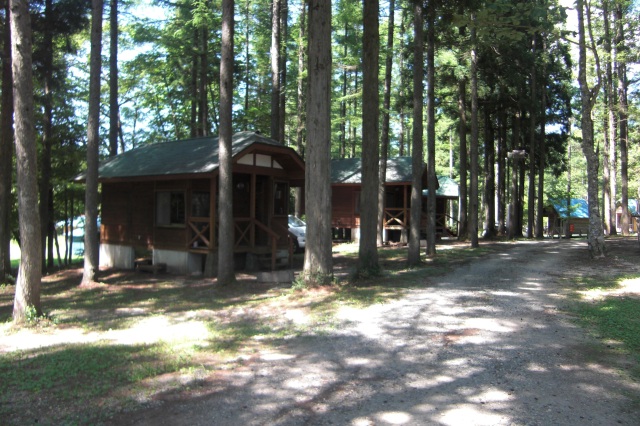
358 0 380 275
303 0 333 284
11 0 42 320
218 0 236 285
82 0 103 285
407 0 423 266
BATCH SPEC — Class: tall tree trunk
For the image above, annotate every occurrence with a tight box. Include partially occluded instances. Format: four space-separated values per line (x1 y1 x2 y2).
378 0 394 246
407 0 423 266
109 0 118 156
40 0 53 271
497 106 507 235
190 29 198 138
508 112 521 239
398 4 407 157
11 0 42 320
303 0 332 285
457 78 468 241
294 0 306 217
526 36 537 239
199 25 208 136
469 16 479 248
279 0 287 142
358 0 380 275
615 3 629 237
425 0 436 256
339 55 347 157
81 0 104 285
602 0 615 235
243 0 250 127
483 108 495 238
218 0 235 285
577 0 605 257
535 43 546 239
270 0 281 140
0 1 14 282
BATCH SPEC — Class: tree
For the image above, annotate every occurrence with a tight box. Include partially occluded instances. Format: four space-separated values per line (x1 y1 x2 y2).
109 0 119 156
407 0 423 267
0 1 13 283
303 0 332 285
468 13 479 248
425 0 436 256
615 2 630 237
11 0 42 320
378 0 394 246
81 0 103 285
270 0 281 140
294 0 306 217
457 77 468 241
357 0 379 276
218 0 235 285
39 0 54 271
577 0 605 257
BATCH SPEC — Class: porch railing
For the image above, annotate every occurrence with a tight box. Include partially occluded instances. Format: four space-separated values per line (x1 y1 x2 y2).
234 217 280 270
188 218 211 249
384 207 408 228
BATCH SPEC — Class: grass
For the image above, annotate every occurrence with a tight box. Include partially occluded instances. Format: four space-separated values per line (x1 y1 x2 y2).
567 272 640 377
0 240 498 425
7 238 637 424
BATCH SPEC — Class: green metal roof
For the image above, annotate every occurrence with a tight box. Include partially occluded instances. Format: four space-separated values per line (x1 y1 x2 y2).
424 176 459 198
331 157 422 184
76 131 298 181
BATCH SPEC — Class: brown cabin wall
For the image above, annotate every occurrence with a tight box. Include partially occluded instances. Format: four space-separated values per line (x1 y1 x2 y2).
102 173 293 254
101 182 154 250
331 186 359 229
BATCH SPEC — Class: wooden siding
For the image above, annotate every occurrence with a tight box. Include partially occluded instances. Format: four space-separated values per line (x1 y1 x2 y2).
331 186 359 228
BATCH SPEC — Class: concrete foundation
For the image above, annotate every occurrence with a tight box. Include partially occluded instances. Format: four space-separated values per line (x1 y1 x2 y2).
100 244 134 269
153 249 203 275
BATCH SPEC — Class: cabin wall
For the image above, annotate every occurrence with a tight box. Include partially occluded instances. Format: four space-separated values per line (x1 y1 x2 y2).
331 186 359 229
101 182 154 250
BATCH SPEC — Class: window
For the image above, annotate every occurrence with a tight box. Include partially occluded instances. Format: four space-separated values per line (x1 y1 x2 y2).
273 182 288 215
191 192 210 218
156 191 185 226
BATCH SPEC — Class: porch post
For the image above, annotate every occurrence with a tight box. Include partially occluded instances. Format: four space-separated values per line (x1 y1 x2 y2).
210 175 217 248
250 173 256 247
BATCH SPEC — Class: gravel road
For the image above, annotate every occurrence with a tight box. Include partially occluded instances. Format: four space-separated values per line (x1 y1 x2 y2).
112 240 640 426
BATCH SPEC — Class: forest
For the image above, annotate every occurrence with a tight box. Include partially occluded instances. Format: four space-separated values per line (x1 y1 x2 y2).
1 0 639 320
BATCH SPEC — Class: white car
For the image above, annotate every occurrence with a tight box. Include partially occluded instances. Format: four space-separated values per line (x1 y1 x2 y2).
288 215 306 252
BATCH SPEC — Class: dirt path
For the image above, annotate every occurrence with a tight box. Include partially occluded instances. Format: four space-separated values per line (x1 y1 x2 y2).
109 239 640 425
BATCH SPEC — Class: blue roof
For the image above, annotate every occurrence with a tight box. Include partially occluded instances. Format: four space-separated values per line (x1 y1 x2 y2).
550 198 589 219
617 199 639 216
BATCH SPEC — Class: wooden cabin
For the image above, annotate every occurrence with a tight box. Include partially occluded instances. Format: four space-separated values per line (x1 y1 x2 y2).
544 198 590 237
615 199 639 234
424 176 460 237
330 157 436 243
77 132 304 275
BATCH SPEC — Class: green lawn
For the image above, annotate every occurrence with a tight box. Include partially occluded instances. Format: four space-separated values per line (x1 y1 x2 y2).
9 240 19 270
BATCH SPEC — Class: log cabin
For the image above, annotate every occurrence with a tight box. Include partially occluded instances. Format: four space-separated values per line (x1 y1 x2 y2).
330 157 449 243
76 131 304 275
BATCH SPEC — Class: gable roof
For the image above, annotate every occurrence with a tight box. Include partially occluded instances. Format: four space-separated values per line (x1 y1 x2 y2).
424 176 459 198
549 198 589 219
331 157 427 185
616 199 639 216
76 131 303 181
